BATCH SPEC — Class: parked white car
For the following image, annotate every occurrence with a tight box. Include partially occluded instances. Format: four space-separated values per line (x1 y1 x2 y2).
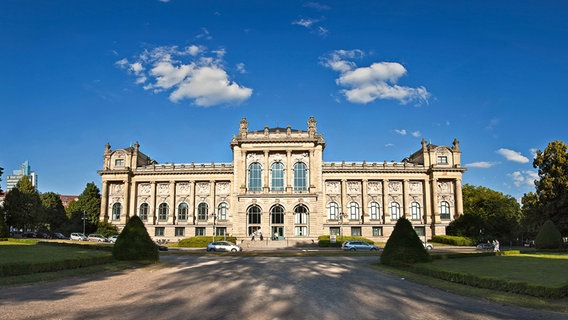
70 232 87 241
87 234 109 242
108 234 119 243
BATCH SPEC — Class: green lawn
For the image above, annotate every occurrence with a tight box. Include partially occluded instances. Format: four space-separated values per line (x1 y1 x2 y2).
0 242 112 264
419 253 568 287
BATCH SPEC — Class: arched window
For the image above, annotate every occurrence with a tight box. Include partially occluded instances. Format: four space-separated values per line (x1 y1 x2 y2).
139 203 149 221
294 205 309 236
390 202 400 221
369 202 380 220
158 203 169 221
197 203 208 221
348 202 360 220
248 162 262 191
217 202 228 221
439 201 451 220
410 202 421 220
271 162 284 191
293 162 307 191
112 203 122 221
178 202 188 221
271 205 284 224
328 202 339 220
248 205 261 224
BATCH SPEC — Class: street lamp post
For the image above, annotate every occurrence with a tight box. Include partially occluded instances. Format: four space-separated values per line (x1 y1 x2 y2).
82 211 86 235
339 212 346 243
211 213 217 242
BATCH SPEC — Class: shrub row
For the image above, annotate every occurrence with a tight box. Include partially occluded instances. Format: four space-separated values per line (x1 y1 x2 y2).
431 235 475 246
177 236 238 248
0 255 114 277
410 251 567 298
317 235 375 247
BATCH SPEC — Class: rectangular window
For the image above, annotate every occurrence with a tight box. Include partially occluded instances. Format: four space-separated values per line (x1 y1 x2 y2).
437 156 448 164
155 227 165 237
372 227 383 236
351 227 362 237
294 226 307 236
195 227 205 236
175 227 185 237
115 159 124 167
216 227 226 236
329 227 340 236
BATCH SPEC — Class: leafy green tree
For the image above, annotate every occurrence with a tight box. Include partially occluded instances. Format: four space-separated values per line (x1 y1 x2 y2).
381 218 430 266
448 184 522 241
40 192 68 231
528 140 568 235
96 221 119 238
534 220 563 249
0 166 3 193
3 176 42 231
64 182 101 234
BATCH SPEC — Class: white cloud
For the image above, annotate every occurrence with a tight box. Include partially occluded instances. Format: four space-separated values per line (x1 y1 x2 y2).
321 50 430 105
292 18 318 28
496 148 529 163
116 44 252 107
509 170 538 187
394 129 407 135
292 16 328 37
465 161 499 168
385 143 395 147
411 131 421 137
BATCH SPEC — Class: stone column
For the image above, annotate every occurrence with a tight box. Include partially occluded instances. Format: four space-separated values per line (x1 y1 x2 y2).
361 179 368 224
423 179 431 225
286 150 292 193
455 178 463 218
263 151 270 192
151 182 157 225
129 181 137 220
403 179 410 219
168 181 176 224
382 179 389 223
100 181 109 222
122 179 131 225
430 178 438 224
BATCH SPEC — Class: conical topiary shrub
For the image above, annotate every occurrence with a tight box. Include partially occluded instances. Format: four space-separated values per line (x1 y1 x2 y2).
535 219 563 249
381 217 431 266
112 215 159 261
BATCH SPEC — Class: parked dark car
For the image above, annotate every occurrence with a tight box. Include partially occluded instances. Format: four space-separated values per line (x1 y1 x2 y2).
51 232 67 239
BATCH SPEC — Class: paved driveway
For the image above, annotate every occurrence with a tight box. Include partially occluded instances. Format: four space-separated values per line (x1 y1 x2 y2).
0 255 565 320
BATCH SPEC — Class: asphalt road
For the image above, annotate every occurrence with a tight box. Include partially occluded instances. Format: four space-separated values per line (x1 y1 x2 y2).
1 254 566 320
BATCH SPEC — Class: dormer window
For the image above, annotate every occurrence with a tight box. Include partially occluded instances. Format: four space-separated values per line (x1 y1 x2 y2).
115 159 124 167
437 156 448 164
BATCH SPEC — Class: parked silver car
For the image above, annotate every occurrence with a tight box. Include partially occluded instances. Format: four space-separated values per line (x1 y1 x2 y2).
342 241 380 251
423 242 434 250
87 234 109 242
107 235 119 243
70 232 87 241
206 241 242 252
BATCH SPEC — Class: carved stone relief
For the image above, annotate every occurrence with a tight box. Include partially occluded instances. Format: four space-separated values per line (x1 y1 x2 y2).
246 153 263 165
437 181 453 194
326 181 340 194
197 182 210 195
367 181 382 194
270 153 285 164
438 194 455 206
139 183 151 195
176 182 191 195
409 181 423 194
292 153 309 164
110 184 124 196
388 181 402 194
157 183 169 196
216 182 230 195
347 181 361 194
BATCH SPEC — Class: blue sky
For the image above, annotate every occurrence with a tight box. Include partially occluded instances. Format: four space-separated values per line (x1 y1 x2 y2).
1 1 567 201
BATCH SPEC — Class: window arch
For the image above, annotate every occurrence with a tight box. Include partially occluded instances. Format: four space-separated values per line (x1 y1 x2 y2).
271 205 284 224
369 201 380 220
197 203 208 221
178 202 188 221
248 162 262 191
294 204 309 224
293 162 307 191
158 203 169 221
217 202 228 221
348 202 360 220
112 203 122 221
248 205 262 224
271 162 284 191
139 203 149 221
439 201 451 220
328 202 339 220
390 202 400 221
410 202 421 220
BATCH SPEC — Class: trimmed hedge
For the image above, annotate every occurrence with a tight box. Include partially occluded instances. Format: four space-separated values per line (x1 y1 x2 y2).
317 235 375 247
535 220 563 249
113 216 159 261
0 255 114 277
431 235 475 246
410 252 568 298
178 236 238 248
381 218 431 266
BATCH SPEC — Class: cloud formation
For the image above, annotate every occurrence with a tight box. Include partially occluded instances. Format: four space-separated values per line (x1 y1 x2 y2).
116 45 252 107
509 170 538 187
465 161 499 168
496 148 529 163
321 50 430 105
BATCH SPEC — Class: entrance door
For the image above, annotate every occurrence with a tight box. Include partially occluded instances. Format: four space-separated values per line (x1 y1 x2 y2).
272 226 284 240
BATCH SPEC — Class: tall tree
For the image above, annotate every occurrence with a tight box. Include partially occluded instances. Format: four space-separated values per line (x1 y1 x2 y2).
3 176 42 230
40 192 68 231
0 166 4 193
530 140 568 235
66 182 101 234
447 184 522 241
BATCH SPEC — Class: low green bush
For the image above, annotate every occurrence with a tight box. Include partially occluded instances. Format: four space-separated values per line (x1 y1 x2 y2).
177 236 238 248
317 235 375 247
431 235 475 246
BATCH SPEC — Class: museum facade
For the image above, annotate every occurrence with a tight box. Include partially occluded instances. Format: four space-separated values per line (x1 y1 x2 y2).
98 117 466 243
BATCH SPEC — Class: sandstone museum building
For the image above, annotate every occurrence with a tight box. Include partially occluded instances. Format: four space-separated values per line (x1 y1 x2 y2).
99 117 466 243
